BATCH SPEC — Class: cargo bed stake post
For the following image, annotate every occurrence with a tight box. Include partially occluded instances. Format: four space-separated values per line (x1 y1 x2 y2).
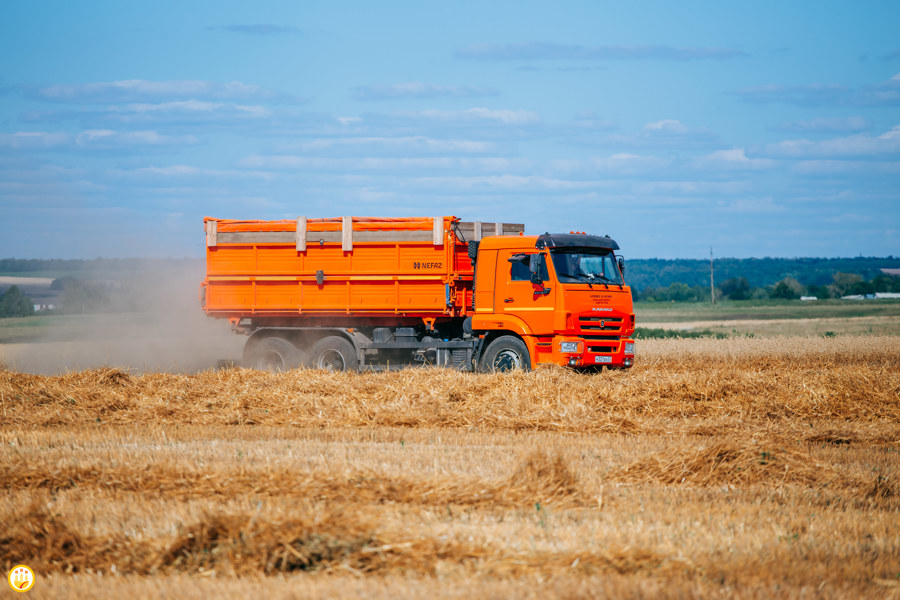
296 216 307 252
342 216 353 251
205 220 217 247
474 221 482 242
433 216 443 246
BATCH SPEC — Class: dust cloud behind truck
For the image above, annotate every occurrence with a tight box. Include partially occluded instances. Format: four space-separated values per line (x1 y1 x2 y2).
201 216 635 372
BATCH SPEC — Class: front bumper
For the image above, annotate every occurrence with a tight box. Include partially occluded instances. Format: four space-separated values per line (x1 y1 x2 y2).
535 335 635 369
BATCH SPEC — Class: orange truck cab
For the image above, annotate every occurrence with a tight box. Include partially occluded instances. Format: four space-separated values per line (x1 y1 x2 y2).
201 216 635 372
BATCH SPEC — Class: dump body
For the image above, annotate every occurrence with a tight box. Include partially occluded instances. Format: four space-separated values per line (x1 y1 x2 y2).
201 216 634 371
202 216 515 321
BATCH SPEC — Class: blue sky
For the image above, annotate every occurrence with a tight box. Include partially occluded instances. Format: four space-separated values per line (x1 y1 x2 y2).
1 0 898 259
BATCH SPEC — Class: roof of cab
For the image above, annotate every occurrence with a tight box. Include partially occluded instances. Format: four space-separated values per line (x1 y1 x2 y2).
536 233 620 251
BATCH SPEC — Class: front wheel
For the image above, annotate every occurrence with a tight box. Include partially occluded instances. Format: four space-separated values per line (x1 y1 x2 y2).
243 337 304 372
309 336 358 372
480 336 531 372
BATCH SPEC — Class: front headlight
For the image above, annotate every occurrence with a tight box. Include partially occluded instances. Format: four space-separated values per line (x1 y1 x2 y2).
560 341 582 353
624 342 635 355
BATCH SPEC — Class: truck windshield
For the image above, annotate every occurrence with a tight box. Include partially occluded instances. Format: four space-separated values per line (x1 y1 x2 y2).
550 249 623 285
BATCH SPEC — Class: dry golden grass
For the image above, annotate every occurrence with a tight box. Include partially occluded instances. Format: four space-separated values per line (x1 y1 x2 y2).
1 335 899 598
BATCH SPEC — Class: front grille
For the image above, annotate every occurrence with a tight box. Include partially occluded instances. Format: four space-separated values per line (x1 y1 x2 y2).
578 315 623 332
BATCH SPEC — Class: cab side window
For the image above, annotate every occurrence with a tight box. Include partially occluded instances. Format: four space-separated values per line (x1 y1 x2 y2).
510 254 549 282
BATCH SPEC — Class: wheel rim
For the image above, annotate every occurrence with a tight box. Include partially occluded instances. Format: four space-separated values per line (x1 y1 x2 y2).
318 349 346 371
492 349 522 371
257 350 286 371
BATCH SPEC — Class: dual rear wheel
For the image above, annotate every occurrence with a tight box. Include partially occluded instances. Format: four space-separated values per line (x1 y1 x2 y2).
242 335 358 372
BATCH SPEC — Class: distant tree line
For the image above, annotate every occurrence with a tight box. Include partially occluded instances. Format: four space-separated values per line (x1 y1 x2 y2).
0 257 201 275
0 286 34 317
626 256 900 291
637 272 900 302
0 258 204 316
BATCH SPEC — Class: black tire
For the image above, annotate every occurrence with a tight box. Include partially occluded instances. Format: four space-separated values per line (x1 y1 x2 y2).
480 335 531 372
309 336 358 372
243 337 303 372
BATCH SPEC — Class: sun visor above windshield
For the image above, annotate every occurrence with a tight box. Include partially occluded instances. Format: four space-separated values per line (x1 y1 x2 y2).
535 233 620 251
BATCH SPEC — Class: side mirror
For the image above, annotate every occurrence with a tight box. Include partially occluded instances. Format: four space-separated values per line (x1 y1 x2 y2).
529 253 544 286
617 255 625 278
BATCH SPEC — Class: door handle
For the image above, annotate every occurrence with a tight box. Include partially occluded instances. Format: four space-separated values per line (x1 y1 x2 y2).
504 297 514 303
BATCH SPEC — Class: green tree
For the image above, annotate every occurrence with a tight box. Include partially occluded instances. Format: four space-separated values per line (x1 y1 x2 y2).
830 272 863 297
806 284 830 299
770 276 804 299
848 280 875 296
871 274 900 293
771 281 799 299
61 280 111 314
0 286 35 318
719 277 751 300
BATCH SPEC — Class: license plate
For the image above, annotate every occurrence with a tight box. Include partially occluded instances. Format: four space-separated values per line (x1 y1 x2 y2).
595 356 612 363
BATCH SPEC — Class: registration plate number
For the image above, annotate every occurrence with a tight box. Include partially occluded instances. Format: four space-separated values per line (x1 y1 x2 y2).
595 356 612 363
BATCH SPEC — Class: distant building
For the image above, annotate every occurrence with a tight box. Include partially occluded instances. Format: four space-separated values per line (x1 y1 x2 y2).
841 293 900 300
800 296 817 301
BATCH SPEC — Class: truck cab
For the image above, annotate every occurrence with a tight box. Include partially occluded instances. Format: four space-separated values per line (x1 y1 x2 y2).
472 232 635 371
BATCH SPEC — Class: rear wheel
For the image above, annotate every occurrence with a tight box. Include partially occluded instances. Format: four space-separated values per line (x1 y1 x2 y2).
480 335 531 372
309 336 358 372
243 337 303 372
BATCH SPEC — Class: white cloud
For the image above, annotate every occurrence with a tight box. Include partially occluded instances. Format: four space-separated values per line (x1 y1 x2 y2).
29 79 290 103
791 160 900 176
716 196 787 214
778 116 869 133
823 213 874 224
75 129 199 148
110 101 270 117
766 125 900 158
352 82 499 101
0 131 69 149
456 42 746 61
405 174 597 193
238 155 527 172
644 119 689 134
108 165 273 180
696 148 776 170
589 153 672 173
293 136 495 155
409 107 540 124
735 73 900 107
0 129 199 151
633 180 750 195
641 119 715 141
212 24 299 36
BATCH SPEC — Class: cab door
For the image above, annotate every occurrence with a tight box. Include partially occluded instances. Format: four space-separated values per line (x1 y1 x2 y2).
495 248 556 334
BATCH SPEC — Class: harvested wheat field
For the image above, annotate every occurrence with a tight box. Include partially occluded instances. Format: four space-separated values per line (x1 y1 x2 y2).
1 335 899 599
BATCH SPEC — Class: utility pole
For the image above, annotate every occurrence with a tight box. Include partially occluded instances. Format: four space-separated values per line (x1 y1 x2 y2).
710 247 715 306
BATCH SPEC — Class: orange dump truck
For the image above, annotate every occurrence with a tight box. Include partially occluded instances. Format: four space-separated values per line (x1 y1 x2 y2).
201 216 635 372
